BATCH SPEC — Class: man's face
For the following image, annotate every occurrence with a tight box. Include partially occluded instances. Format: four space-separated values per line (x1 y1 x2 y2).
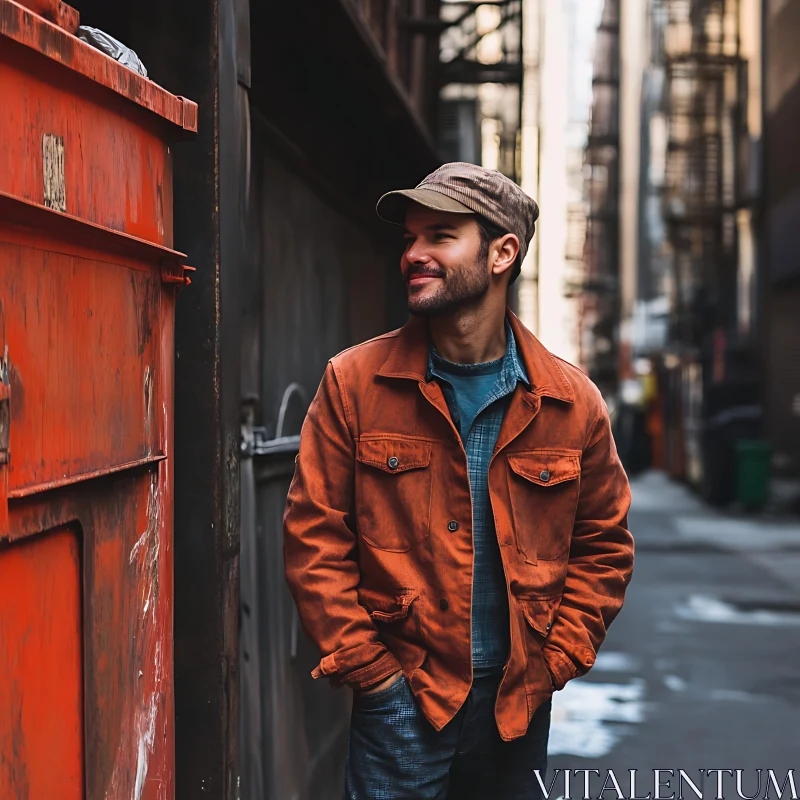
401 204 489 317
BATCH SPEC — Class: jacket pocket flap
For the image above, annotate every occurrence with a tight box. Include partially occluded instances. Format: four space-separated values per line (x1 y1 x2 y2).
507 449 581 487
359 588 420 622
519 595 561 636
357 438 432 473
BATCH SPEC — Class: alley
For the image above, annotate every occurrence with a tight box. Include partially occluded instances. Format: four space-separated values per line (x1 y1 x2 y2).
549 472 800 784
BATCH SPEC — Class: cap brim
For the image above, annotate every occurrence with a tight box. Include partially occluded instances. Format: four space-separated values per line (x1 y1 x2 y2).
376 188 475 225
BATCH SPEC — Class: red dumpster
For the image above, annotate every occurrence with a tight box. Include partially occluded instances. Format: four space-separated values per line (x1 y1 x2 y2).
0 2 197 797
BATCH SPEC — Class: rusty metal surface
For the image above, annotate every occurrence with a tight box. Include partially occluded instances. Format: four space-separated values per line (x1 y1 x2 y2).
0 0 197 132
0 38 177 245
0 191 188 264
0 249 179 800
2 235 164 497
0 5 192 795
0 257 179 800
15 0 80 32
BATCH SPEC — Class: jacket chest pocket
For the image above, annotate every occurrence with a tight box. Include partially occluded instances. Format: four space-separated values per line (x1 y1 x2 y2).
355 437 433 552
506 449 581 563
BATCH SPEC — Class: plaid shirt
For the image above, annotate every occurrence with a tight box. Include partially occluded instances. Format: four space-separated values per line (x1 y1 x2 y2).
427 321 530 673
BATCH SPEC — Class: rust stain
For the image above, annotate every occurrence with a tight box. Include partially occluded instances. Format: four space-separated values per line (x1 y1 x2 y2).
5 684 30 798
144 365 153 455
131 270 158 356
0 3 22 37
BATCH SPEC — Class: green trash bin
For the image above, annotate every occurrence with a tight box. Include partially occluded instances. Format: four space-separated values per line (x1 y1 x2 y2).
735 439 772 510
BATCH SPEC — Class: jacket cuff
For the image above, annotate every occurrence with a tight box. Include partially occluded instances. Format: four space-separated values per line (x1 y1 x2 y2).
311 648 402 691
543 645 579 691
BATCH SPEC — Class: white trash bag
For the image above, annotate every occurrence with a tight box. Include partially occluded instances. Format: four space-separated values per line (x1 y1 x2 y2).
77 26 148 78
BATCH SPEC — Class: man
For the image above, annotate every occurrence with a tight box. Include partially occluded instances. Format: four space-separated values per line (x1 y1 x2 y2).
283 163 634 799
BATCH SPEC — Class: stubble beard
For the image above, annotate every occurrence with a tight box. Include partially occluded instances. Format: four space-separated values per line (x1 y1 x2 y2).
407 257 490 317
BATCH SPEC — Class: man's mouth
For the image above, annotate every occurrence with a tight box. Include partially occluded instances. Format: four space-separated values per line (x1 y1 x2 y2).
407 273 443 287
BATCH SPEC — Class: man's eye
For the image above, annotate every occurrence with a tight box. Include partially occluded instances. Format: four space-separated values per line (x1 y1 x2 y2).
434 233 450 241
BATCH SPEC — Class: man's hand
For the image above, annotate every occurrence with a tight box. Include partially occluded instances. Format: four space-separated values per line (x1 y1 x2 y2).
360 670 403 695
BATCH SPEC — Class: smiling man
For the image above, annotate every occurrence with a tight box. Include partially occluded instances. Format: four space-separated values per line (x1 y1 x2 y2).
283 162 634 799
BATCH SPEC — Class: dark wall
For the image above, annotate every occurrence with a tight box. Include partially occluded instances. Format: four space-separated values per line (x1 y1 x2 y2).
764 0 800 471
764 0 800 286
249 0 440 224
237 3 438 791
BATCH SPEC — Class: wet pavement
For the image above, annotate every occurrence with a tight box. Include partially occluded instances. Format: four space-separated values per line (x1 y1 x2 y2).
548 471 800 790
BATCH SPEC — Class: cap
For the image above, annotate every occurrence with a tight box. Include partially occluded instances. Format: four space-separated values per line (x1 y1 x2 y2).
376 162 539 266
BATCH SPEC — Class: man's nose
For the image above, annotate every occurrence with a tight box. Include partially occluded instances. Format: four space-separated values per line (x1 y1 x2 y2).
405 244 431 265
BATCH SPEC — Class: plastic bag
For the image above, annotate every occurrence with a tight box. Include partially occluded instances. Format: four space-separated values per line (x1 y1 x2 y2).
77 26 148 78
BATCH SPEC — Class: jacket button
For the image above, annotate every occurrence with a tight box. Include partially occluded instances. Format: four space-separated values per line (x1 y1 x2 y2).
439 598 449 611
539 469 550 482
447 520 459 532
387 456 400 470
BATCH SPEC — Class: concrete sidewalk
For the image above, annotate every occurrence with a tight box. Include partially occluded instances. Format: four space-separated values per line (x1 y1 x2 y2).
631 470 800 598
547 470 800 773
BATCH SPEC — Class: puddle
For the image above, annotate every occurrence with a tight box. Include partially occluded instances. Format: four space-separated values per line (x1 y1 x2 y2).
592 651 639 673
674 594 800 627
663 674 686 692
549 679 646 758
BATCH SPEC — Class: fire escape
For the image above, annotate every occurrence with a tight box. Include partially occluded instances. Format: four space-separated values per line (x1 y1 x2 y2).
580 0 621 392
438 0 523 179
661 0 743 349
661 0 760 499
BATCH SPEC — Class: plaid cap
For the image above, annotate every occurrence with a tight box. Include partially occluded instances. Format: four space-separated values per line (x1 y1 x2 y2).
376 162 540 266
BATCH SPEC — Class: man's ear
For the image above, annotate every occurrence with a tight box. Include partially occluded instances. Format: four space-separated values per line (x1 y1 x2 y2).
491 233 520 279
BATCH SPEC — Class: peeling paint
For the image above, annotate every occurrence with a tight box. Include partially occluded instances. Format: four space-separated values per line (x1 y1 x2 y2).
134 639 161 800
129 528 148 564
42 133 66 212
108 472 165 799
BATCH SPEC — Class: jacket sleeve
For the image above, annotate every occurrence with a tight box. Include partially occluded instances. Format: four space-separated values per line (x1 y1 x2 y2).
283 360 402 691
543 395 634 690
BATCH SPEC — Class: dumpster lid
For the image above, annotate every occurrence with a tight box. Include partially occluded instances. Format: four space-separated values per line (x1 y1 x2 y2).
0 0 198 134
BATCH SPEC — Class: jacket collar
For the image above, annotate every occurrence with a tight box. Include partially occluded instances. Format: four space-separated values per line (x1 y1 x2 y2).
377 308 575 404
427 318 530 390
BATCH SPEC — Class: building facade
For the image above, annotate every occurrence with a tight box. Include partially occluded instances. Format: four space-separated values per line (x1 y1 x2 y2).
582 0 772 496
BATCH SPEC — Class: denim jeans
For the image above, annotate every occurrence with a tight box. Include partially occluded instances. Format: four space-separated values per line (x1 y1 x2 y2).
342 671 551 800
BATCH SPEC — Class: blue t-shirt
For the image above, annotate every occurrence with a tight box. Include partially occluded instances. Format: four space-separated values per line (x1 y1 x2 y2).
429 352 504 440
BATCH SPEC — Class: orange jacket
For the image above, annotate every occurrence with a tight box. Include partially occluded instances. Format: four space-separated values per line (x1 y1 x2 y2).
283 309 634 741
